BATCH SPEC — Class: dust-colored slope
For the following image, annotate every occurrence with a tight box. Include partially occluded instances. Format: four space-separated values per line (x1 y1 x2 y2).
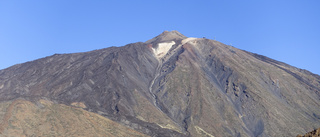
0 99 148 137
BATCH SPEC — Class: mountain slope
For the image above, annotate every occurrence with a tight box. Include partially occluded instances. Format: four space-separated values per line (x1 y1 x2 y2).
0 99 148 137
0 31 319 136
297 128 320 137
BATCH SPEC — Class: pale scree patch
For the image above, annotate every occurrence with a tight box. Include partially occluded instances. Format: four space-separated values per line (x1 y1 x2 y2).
152 41 175 59
181 37 197 45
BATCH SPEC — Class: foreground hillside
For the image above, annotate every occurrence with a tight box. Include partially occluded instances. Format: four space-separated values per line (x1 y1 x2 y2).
0 99 148 137
0 31 320 136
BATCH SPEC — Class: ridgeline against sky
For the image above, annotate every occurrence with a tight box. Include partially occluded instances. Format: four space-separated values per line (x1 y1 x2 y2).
0 1 319 74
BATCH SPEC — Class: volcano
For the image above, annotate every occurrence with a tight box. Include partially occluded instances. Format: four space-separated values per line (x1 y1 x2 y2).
0 31 319 136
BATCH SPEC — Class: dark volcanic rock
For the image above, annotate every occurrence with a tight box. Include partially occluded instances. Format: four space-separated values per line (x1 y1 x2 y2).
0 31 320 136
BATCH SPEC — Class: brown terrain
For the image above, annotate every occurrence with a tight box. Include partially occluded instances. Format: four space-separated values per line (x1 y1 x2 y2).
297 128 320 137
0 31 320 136
0 99 148 137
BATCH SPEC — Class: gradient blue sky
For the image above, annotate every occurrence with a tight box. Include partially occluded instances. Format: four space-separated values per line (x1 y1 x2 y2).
0 1 319 75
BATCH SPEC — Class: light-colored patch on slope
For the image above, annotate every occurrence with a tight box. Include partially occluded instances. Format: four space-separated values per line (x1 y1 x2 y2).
181 37 197 45
195 126 215 137
157 124 179 132
71 102 87 108
136 115 147 122
152 41 175 59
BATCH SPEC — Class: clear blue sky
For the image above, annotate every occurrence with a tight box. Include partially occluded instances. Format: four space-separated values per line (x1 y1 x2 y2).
0 1 319 75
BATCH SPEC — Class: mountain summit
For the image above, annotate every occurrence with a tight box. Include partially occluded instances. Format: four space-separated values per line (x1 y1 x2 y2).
0 31 319 136
146 30 187 44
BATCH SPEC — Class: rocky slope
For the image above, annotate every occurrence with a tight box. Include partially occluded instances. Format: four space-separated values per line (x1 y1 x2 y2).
0 31 320 136
297 128 320 137
0 99 148 137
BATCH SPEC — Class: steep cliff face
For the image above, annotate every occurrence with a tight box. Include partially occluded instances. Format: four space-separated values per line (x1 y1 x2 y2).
0 31 320 136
